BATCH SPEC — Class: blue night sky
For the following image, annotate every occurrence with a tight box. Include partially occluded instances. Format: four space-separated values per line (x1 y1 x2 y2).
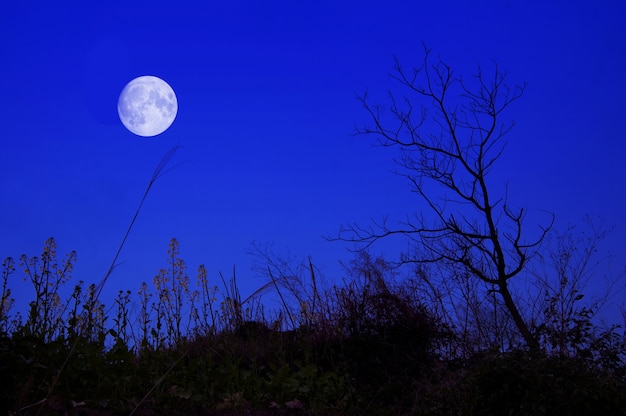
1 1 625 317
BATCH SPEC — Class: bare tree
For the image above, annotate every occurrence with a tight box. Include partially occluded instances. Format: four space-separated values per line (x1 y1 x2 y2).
333 46 553 350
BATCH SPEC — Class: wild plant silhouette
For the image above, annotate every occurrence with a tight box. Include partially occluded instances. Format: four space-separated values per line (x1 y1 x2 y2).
1 52 625 415
1 235 624 415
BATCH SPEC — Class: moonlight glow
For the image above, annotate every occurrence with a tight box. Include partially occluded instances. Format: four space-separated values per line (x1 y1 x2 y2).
118 76 178 137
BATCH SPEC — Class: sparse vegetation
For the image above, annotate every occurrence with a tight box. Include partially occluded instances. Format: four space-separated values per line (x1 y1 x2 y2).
2 49 625 415
1 236 624 415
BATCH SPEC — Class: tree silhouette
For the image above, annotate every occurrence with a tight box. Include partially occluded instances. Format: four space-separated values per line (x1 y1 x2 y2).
334 46 553 350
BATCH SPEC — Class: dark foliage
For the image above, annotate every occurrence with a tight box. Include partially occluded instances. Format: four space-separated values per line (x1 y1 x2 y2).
1 237 625 415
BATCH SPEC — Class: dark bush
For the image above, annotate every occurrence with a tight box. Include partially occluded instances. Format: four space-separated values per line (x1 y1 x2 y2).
466 351 626 416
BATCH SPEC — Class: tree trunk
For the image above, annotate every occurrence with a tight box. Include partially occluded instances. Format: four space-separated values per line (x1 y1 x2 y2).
499 281 539 350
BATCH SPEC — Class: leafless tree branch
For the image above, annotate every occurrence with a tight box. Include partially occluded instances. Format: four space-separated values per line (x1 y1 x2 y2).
328 46 554 349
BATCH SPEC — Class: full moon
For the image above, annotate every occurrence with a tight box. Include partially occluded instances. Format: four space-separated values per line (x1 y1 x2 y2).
118 76 178 137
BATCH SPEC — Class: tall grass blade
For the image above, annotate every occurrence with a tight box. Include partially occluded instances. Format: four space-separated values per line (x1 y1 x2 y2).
31 145 182 416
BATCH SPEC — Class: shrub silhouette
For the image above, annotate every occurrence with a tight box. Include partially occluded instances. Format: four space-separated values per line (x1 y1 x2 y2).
1 239 624 415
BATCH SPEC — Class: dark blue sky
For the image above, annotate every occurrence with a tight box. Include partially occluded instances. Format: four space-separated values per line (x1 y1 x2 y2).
2 1 625 317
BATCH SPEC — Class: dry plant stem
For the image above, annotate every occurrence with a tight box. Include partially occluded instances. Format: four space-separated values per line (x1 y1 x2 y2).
268 267 297 329
30 146 182 416
11 398 47 415
95 145 182 299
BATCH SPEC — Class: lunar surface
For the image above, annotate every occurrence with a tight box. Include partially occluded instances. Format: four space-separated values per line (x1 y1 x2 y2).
118 76 178 137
